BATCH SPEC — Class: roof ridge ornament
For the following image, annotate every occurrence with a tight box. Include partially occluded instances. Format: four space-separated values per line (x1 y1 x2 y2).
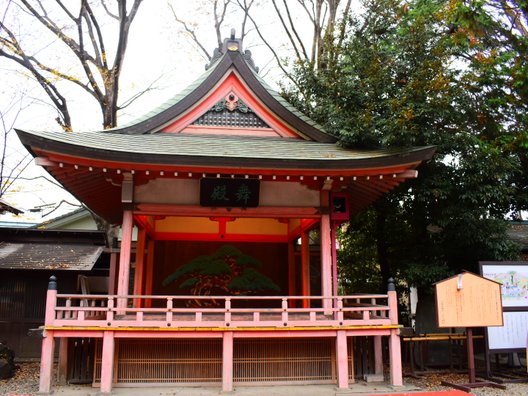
205 29 259 73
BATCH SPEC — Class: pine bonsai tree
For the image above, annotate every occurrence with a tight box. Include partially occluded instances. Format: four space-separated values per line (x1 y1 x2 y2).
163 245 280 306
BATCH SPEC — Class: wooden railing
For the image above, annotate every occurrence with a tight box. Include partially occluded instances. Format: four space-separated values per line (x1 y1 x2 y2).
43 279 399 330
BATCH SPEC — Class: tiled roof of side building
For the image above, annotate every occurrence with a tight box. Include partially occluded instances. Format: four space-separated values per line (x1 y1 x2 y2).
0 242 103 271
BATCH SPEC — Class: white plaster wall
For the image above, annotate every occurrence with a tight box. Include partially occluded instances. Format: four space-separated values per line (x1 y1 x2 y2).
135 179 320 207
259 181 319 207
135 179 200 204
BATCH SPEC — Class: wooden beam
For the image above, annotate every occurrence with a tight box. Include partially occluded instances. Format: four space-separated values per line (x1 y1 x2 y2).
136 204 320 218
35 157 58 167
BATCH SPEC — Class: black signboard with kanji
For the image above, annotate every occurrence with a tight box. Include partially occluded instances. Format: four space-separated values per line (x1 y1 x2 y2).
200 178 260 207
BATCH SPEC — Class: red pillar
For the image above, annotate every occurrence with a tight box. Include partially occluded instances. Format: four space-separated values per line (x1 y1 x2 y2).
117 210 133 311
331 221 339 297
288 241 296 308
133 227 147 307
301 230 310 308
320 191 332 313
144 239 155 308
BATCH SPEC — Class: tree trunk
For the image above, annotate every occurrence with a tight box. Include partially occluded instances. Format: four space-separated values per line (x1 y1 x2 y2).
375 202 391 286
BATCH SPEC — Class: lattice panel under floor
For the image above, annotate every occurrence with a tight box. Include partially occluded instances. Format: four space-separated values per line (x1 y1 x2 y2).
94 339 222 384
233 338 335 383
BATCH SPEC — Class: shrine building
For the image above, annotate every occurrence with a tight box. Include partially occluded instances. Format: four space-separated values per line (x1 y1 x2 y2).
16 34 434 393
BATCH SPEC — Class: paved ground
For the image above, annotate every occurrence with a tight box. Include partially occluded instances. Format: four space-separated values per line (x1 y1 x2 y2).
3 362 528 395
39 383 425 395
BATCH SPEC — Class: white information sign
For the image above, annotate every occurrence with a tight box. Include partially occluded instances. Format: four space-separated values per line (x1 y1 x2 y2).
487 311 528 351
480 262 528 352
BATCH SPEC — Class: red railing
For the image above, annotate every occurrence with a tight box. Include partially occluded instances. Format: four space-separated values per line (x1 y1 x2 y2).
44 290 399 330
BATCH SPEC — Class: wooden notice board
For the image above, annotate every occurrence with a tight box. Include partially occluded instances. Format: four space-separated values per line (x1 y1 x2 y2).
435 272 503 328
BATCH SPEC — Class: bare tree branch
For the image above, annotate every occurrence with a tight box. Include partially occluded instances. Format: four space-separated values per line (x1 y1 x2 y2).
101 0 119 20
54 0 77 22
81 1 107 69
168 2 212 61
0 21 73 130
42 199 82 217
243 9 303 91
119 74 165 110
269 0 305 63
235 0 254 40
13 175 65 190
1 0 144 129
0 95 33 197
1 155 32 197
214 0 232 49
499 0 528 37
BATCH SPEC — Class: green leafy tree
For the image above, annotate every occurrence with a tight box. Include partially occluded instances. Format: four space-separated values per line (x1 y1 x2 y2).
285 0 523 292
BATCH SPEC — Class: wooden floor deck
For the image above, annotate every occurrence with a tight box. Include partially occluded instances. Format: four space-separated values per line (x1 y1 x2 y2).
39 286 404 393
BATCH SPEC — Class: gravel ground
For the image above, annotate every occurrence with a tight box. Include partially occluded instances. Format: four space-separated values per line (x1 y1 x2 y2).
405 370 528 395
0 361 40 396
2 362 528 395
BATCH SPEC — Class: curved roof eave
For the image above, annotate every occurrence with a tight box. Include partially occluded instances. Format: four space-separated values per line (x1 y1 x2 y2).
100 51 337 143
16 128 435 172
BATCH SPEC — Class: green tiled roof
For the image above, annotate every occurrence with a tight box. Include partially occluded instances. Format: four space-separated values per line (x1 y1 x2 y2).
251 70 327 134
17 129 435 170
110 61 219 131
97 49 335 142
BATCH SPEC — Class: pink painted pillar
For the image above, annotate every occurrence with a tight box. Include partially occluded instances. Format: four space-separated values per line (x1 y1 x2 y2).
133 227 147 307
39 331 55 393
100 331 115 394
320 191 332 313
39 275 58 393
336 330 349 389
387 278 403 386
117 210 133 311
222 331 234 392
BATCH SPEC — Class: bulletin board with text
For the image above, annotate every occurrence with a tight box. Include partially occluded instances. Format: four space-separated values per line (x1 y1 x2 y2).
480 261 528 352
